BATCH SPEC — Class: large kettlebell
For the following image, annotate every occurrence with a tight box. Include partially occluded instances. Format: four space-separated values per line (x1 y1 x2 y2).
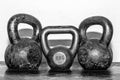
78 16 113 70
5 14 42 71
41 26 80 71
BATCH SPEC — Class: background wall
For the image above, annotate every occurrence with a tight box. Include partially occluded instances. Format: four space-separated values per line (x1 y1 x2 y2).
0 0 119 62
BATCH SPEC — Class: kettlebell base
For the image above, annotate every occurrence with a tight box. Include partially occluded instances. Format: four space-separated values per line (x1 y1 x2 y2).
6 68 40 74
49 68 71 72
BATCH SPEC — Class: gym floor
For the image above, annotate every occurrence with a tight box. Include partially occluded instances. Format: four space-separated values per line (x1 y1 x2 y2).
0 62 120 80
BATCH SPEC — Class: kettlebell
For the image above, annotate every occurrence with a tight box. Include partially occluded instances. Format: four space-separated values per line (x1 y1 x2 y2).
5 14 42 71
41 26 80 71
78 16 113 70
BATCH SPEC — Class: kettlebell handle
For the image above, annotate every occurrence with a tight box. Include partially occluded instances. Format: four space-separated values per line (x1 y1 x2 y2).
79 16 113 47
41 26 80 56
7 14 42 44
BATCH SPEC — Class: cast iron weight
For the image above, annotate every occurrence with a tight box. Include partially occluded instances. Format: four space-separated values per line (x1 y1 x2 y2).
41 26 80 71
78 16 113 70
5 14 42 71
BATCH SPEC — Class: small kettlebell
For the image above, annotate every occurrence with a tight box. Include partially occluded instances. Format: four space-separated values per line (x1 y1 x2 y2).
5 14 42 71
78 16 113 70
41 26 80 71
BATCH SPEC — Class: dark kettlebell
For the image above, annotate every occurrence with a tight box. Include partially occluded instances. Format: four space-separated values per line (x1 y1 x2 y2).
78 16 113 70
5 14 42 71
41 26 80 71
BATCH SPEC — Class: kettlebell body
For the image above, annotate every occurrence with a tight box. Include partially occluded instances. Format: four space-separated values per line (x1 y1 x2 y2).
47 46 73 71
78 16 113 70
5 14 42 71
41 26 80 71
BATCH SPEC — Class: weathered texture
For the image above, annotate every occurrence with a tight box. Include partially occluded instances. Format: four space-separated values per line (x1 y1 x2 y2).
5 39 42 71
78 39 113 70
